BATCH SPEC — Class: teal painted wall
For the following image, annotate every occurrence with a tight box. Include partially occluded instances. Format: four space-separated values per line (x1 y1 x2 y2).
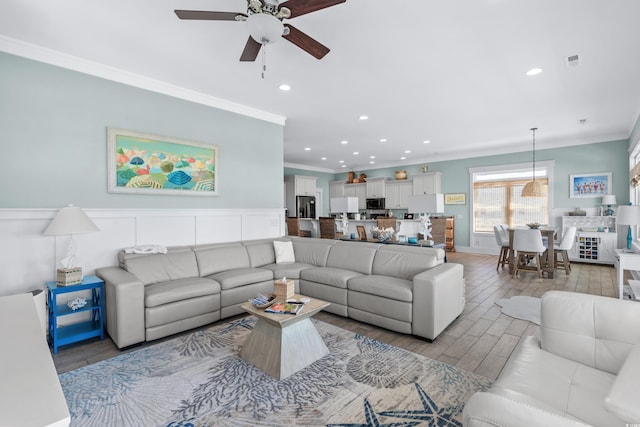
0 53 284 209
334 140 630 246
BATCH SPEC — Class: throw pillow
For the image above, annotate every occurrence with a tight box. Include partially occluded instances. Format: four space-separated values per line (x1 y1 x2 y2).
273 240 295 263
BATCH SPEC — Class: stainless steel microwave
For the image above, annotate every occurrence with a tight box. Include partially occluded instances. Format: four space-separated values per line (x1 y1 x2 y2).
366 198 385 209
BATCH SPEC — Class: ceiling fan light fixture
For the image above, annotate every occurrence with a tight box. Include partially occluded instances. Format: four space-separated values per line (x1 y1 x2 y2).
275 7 291 19
247 13 284 44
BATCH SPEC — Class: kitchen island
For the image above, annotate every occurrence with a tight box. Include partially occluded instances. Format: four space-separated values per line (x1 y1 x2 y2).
296 218 424 239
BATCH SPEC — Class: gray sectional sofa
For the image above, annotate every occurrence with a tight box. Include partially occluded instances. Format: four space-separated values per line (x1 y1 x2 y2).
96 237 465 349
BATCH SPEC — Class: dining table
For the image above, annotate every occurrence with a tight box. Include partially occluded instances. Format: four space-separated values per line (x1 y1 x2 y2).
508 227 558 278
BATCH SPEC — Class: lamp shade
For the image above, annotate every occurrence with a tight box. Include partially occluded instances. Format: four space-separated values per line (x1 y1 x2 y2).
44 206 99 235
521 180 545 197
407 194 444 214
602 195 617 205
616 205 640 226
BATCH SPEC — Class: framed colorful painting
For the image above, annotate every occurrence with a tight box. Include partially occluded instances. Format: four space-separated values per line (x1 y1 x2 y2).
107 128 218 196
569 172 611 198
445 193 466 205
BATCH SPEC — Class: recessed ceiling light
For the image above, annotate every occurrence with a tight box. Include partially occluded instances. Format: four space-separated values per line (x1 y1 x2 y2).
321 157 327 160
423 140 431 144
304 147 311 151
279 84 291 91
526 68 543 76
370 155 375 159
339 160 344 163
353 152 359 155
341 164 346 168
359 115 368 120
369 161 375 164
400 156 407 160
380 138 387 142
341 140 349 145
404 150 411 154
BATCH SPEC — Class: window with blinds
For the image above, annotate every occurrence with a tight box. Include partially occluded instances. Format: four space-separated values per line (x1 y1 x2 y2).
473 174 549 233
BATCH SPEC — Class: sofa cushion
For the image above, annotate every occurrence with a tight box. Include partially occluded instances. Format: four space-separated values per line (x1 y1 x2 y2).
300 267 363 289
194 243 250 276
273 240 295 263
121 248 199 285
326 242 378 275
206 268 273 290
347 275 413 302
372 245 443 280
493 335 624 427
243 239 277 267
261 262 314 280
291 237 336 266
144 277 220 308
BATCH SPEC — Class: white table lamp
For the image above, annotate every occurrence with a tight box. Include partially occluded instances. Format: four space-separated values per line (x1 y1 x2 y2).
616 205 640 250
44 205 99 271
407 194 444 239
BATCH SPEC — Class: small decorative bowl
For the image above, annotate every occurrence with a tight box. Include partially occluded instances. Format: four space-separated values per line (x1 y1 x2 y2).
250 294 276 309
526 223 541 229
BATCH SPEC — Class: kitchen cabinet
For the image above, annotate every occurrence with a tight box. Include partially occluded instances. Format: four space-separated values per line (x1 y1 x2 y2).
344 183 366 210
329 181 345 198
366 178 388 198
562 216 617 265
289 175 316 196
412 172 442 195
385 180 413 209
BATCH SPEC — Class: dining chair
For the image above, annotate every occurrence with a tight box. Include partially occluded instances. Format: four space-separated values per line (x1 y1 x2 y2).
493 225 510 271
553 226 577 275
512 229 547 278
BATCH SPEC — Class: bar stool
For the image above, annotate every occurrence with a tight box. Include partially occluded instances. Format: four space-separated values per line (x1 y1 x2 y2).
512 229 547 278
554 226 577 275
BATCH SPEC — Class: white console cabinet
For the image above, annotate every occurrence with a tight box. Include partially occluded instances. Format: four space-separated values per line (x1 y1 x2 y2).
562 216 617 265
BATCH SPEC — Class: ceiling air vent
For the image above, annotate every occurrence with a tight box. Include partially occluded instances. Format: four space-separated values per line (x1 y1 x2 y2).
566 54 581 68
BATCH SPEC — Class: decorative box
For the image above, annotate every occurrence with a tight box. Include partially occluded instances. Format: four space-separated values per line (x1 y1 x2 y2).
274 279 294 302
56 267 83 286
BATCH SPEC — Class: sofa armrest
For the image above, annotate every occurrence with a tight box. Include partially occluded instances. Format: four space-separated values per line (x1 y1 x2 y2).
463 392 592 427
605 343 640 422
95 266 145 349
412 262 464 340
541 291 640 374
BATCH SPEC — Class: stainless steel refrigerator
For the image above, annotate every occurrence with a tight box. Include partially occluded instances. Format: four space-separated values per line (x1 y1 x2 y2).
297 196 316 219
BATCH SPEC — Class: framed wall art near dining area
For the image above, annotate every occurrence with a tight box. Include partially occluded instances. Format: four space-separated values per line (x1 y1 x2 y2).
569 172 611 198
107 127 219 196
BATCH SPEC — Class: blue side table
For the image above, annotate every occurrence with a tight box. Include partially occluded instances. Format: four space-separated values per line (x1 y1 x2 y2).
46 275 104 354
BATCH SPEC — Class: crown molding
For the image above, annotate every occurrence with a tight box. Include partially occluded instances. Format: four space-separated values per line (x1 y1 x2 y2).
0 35 286 126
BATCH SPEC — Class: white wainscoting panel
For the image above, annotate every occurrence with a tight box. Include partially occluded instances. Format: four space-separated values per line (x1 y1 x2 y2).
196 215 242 245
0 208 285 297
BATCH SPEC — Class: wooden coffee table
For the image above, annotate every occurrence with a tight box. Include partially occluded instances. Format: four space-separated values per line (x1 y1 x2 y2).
240 294 331 380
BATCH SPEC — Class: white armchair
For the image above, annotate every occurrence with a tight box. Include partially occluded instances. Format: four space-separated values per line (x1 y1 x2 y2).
463 291 640 427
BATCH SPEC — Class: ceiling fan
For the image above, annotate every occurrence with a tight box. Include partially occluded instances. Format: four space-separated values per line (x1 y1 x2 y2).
175 0 346 62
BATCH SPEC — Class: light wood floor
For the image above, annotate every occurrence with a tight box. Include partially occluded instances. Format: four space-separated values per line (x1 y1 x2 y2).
52 252 618 380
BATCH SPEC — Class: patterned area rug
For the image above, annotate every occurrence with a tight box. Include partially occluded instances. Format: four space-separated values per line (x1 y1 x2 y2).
59 318 491 426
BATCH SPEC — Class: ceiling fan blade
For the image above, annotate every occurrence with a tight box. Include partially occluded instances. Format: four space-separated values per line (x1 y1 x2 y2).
282 0 346 18
174 10 246 21
240 36 262 62
283 24 330 59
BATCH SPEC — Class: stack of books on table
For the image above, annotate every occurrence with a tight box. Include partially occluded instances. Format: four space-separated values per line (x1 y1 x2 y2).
265 302 305 315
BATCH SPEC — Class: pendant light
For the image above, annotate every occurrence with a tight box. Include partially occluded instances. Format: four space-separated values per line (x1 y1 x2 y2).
521 127 545 197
